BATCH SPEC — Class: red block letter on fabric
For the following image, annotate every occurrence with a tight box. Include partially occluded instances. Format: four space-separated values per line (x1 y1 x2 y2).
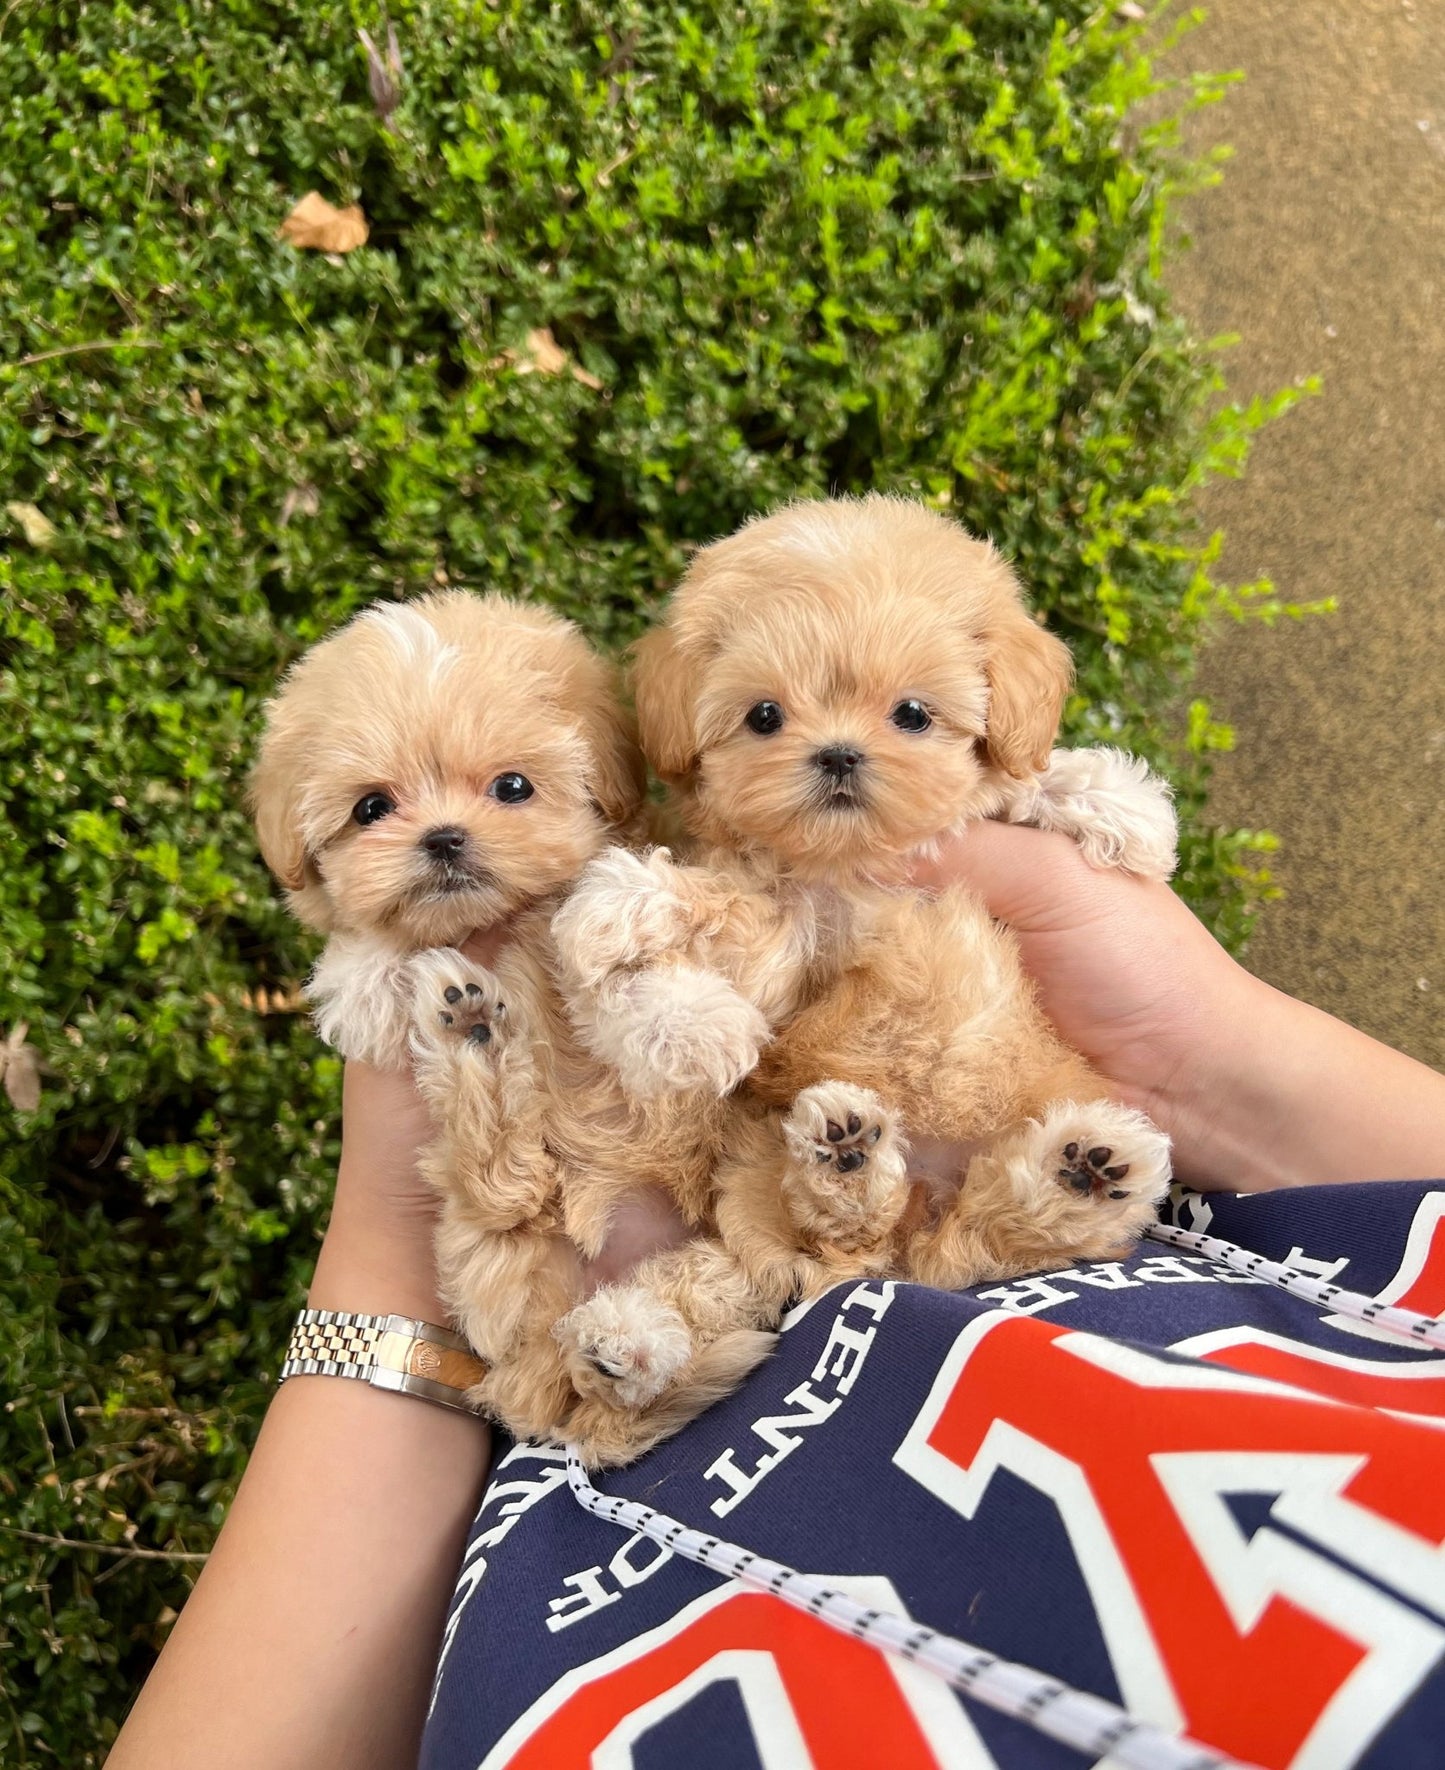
894 1313 1445 1769
483 1577 995 1770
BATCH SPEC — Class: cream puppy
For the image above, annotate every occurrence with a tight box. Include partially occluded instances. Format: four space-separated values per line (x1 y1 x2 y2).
552 495 1176 1351
250 592 644 1068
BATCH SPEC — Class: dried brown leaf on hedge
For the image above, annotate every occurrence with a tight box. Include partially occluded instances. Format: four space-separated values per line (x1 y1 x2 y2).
239 984 307 1015
495 326 603 390
2 1023 41 1112
277 192 369 254
6 501 57 549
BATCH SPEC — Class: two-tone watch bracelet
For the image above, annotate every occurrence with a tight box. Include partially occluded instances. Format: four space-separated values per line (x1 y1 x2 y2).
278 1308 488 1414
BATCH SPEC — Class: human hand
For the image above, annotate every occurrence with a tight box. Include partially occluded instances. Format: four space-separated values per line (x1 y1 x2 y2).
910 822 1266 1187
911 822 1445 1191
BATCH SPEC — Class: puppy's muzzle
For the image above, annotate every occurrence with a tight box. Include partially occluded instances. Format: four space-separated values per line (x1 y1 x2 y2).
417 825 495 894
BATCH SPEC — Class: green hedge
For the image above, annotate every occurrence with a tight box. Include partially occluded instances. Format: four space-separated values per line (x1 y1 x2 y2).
1 2 1307 1757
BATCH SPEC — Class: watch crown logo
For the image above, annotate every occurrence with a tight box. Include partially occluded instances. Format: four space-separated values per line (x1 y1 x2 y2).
411 1342 442 1377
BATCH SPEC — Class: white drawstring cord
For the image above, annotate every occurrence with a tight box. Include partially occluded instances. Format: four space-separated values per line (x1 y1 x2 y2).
1144 1220 1445 1351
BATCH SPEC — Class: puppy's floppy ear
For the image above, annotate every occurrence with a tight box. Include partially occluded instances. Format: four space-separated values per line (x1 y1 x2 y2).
630 624 700 783
565 654 648 828
983 605 1073 779
248 731 309 891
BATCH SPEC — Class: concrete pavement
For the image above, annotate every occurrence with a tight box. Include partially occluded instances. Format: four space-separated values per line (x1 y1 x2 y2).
1167 0 1445 1069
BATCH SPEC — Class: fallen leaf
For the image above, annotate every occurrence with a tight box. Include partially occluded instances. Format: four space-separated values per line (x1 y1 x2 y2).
6 502 57 550
2 1023 41 1112
277 192 369 254
494 326 603 391
1115 2 1146 18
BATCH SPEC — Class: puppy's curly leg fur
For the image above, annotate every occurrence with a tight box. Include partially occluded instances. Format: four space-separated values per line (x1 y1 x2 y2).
564 1326 777 1468
559 1239 778 1467
907 1100 1171 1289
409 949 555 1232
567 964 770 1099
995 746 1178 882
555 846 812 1097
555 845 812 1007
433 1215 583 1442
551 847 722 989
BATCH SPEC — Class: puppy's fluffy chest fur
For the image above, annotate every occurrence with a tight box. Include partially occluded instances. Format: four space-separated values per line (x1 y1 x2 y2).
745 876 1063 1145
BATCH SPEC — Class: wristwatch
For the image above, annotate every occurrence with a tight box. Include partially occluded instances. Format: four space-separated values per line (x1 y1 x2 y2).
278 1308 488 1414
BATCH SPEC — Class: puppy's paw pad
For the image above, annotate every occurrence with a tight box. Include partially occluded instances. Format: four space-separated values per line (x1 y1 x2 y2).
784 1083 901 1177
1056 1140 1132 1198
1040 1104 1171 1225
436 979 505 1049
781 1083 908 1250
555 1289 692 1410
410 952 507 1055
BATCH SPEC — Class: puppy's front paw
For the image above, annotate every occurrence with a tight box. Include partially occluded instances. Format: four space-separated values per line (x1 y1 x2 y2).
1033 747 1178 882
781 1083 909 1252
307 933 416 1069
551 846 701 992
575 964 769 1098
555 1287 692 1410
408 950 508 1084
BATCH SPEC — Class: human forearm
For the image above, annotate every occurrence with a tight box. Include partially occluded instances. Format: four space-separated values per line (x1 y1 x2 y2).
1163 967 1445 1192
110 1371 488 1770
109 1116 491 1770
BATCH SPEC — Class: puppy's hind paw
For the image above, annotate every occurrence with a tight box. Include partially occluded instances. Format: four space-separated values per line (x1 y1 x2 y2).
1035 1101 1171 1250
781 1082 909 1251
555 1287 692 1410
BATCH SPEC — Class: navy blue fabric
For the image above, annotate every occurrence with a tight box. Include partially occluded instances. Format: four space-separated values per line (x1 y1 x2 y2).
421 1184 1445 1770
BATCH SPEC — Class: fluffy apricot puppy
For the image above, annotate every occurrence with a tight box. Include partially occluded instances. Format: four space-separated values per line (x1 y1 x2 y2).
553 494 1175 1339
250 592 644 1068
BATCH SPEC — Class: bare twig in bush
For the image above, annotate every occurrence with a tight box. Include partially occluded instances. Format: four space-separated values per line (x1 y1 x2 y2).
12 338 162 367
3 1527 208 1564
358 19 403 125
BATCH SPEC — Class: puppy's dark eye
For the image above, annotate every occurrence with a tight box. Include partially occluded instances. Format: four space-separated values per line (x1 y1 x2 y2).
489 773 535 804
890 700 932 734
353 792 396 825
745 701 786 736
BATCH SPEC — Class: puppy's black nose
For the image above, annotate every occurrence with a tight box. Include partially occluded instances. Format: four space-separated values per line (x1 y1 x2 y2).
815 745 863 780
421 825 468 861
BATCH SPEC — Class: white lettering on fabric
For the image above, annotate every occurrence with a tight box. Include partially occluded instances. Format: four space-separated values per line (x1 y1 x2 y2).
704 1282 896 1518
